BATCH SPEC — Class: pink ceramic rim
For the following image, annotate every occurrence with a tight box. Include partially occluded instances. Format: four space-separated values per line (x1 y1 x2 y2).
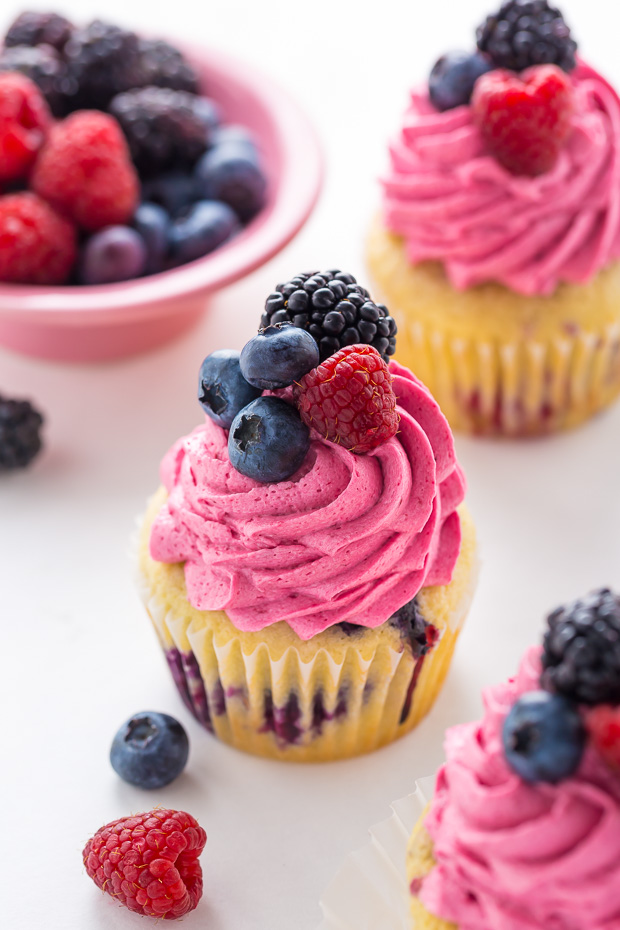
0 43 324 325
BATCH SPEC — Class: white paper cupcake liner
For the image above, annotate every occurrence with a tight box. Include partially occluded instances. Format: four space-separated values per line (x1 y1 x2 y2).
317 777 434 930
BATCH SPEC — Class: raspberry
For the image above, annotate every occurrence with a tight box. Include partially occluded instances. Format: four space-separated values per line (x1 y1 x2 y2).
4 11 74 52
294 344 399 453
31 111 139 231
586 705 620 772
83 808 206 920
477 0 577 74
0 72 50 182
0 193 77 285
471 64 574 176
0 394 44 470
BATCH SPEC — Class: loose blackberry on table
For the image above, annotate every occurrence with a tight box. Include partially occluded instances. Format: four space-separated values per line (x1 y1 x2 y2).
261 270 397 363
476 0 577 73
0 394 44 471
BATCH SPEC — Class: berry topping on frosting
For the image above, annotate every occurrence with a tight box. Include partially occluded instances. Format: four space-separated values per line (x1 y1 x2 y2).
476 0 577 74
541 588 620 705
198 349 261 429
471 64 574 175
294 344 399 453
83 808 206 918
502 690 586 783
429 51 493 112
586 705 620 773
228 395 310 483
261 270 397 363
240 323 320 390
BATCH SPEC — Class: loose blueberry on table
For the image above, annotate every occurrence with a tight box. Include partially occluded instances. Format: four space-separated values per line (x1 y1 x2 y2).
0 11 268 285
110 710 189 789
427 0 578 176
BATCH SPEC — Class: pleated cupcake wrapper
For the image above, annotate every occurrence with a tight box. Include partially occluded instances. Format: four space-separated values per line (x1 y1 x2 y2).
136 565 466 762
318 778 434 930
397 316 620 436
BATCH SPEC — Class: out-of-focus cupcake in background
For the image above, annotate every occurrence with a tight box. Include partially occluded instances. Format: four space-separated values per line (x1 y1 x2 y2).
137 270 477 762
367 1 620 436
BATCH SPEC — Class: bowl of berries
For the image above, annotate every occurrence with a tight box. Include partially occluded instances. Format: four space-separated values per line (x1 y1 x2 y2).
0 13 323 362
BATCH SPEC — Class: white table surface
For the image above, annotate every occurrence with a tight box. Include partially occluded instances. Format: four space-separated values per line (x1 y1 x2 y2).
2 0 620 927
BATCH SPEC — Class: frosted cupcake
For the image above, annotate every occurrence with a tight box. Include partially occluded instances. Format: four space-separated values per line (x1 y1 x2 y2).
367 1 620 436
137 270 477 762
407 587 620 928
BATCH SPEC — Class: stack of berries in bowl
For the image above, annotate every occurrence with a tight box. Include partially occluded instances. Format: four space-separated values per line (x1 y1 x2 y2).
0 11 267 285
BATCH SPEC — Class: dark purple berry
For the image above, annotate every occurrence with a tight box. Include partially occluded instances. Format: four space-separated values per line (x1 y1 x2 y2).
195 145 266 222
109 86 216 175
62 20 142 111
228 396 310 483
0 45 68 116
503 691 585 783
260 270 398 363
429 50 493 111
477 0 577 73
541 588 620 705
134 38 200 94
208 124 259 161
198 349 261 429
133 202 170 274
5 11 74 51
80 227 147 285
0 394 44 471
240 324 319 390
168 200 239 265
141 172 198 218
110 711 189 789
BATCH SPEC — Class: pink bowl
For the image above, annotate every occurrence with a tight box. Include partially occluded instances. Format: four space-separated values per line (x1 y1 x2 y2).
0 43 323 362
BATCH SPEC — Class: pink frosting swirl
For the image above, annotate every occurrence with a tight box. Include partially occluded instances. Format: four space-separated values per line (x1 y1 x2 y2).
421 647 620 929
149 361 465 640
382 62 620 296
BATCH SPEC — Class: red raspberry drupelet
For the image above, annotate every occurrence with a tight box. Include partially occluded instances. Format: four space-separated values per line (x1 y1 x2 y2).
0 192 76 285
294 343 399 453
0 72 51 182
83 807 207 919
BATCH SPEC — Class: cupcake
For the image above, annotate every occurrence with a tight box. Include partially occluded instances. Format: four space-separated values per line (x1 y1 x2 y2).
367 1 620 436
407 587 620 928
137 270 477 762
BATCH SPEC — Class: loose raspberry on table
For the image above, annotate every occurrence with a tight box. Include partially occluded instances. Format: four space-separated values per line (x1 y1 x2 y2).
294 344 399 453
31 111 139 231
471 64 575 176
0 72 51 182
83 807 207 920
586 705 620 772
0 193 77 285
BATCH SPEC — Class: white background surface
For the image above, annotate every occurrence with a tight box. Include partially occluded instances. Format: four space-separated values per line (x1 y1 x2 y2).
2 1 620 928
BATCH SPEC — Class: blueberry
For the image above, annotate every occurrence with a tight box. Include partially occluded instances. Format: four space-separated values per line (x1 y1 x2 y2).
110 711 189 789
169 200 240 265
208 124 259 162
429 50 493 111
198 349 262 428
228 396 310 483
502 690 586 784
80 226 147 284
195 145 267 221
141 171 199 218
240 324 319 390
133 202 169 274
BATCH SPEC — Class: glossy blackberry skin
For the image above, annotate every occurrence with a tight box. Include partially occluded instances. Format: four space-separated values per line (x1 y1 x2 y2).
476 0 577 73
0 45 67 117
62 20 142 111
4 11 74 52
261 270 397 364
0 395 44 470
109 86 216 175
135 39 200 94
541 588 620 705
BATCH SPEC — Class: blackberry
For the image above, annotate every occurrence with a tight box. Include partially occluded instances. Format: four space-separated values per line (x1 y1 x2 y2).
0 394 44 470
135 39 200 94
476 1 577 73
4 11 74 51
541 588 620 705
261 270 397 363
0 45 68 117
62 20 141 111
109 87 214 175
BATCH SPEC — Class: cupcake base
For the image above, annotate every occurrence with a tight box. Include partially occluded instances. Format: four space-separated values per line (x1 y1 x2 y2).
406 810 456 929
137 489 477 762
367 218 620 436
